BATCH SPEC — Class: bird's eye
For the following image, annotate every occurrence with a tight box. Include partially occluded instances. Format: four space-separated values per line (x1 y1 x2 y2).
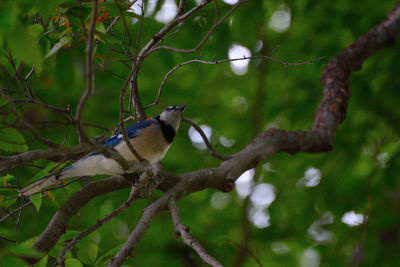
166 106 175 111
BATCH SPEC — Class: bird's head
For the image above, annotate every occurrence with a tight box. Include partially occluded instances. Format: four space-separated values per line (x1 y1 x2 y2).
158 103 187 131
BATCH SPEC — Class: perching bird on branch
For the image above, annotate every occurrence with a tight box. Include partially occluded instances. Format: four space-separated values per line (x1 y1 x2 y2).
19 104 187 196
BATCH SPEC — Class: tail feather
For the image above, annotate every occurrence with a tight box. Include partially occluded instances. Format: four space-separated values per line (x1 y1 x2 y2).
19 153 122 196
19 174 60 196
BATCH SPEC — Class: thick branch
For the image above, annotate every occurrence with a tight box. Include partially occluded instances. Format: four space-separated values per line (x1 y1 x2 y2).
313 1 400 135
29 175 133 259
0 144 92 172
57 166 157 267
107 194 168 267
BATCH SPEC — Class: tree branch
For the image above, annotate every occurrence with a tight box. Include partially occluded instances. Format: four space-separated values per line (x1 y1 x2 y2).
168 198 223 267
118 0 213 122
149 0 247 54
116 0 215 161
107 195 168 267
145 54 324 108
182 117 229 161
0 144 92 172
56 166 157 267
75 0 98 143
313 1 400 135
28 175 134 261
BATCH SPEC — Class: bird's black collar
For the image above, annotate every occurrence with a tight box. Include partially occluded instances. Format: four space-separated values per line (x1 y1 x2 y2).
156 116 176 143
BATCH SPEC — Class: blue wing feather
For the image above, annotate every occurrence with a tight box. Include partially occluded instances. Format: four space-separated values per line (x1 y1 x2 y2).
103 120 154 148
79 120 155 159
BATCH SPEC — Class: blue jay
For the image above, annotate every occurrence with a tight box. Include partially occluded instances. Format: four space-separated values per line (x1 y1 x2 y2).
19 104 187 196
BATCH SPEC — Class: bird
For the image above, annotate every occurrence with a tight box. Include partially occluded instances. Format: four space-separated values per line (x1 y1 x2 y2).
19 104 187 196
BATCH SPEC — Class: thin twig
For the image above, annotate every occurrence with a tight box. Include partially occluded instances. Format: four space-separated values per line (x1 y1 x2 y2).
146 54 323 108
176 0 186 17
6 54 25 93
134 1 145 56
0 195 48 224
0 235 16 243
149 0 247 55
75 0 99 143
31 177 85 196
13 196 25 241
103 69 126 80
57 163 160 266
23 65 35 98
213 0 219 23
169 198 223 267
14 98 70 115
77 0 88 38
229 240 264 267
119 77 145 162
118 0 213 127
158 23 185 43
109 47 127 55
57 185 136 267
2 93 61 148
182 117 230 161
114 0 133 50
106 16 120 33
17 119 60 148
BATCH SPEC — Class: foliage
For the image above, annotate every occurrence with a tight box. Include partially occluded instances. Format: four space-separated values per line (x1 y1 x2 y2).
0 0 400 266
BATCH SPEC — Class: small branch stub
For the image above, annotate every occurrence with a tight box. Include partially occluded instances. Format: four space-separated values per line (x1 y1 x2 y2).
222 179 235 192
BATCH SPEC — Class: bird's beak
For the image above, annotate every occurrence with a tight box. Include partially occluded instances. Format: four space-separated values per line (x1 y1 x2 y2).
177 103 187 111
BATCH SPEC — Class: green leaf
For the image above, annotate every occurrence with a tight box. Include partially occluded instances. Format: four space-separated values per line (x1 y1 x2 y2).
97 32 121 45
95 22 106 34
48 28 70 40
0 173 16 185
0 6 18 31
95 53 105 68
95 244 123 266
47 19 56 32
48 243 64 259
45 36 73 58
0 196 17 208
60 230 81 242
77 242 98 264
30 193 42 213
0 256 29 267
34 255 48 267
20 236 37 247
8 24 42 66
0 127 28 153
34 0 64 18
7 244 43 257
65 258 83 267
30 162 59 183
28 24 44 37
0 97 9 107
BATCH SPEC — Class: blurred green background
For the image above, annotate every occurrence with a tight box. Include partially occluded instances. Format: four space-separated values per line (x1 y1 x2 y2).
1 0 400 266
